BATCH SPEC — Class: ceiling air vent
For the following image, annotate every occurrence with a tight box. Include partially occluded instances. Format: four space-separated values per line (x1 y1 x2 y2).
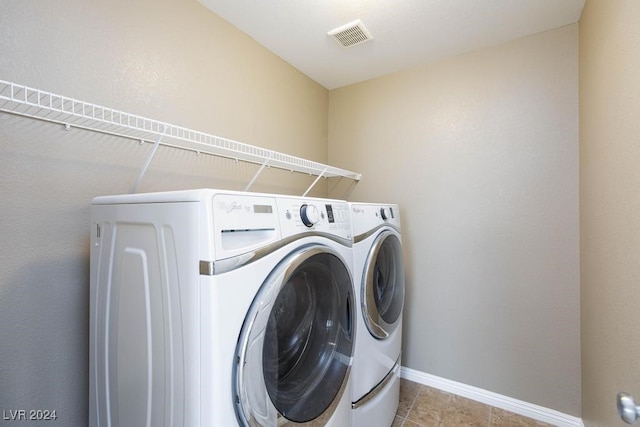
328 19 373 48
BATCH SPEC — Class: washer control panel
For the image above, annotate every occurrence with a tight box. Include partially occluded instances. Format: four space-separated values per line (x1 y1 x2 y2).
277 198 351 240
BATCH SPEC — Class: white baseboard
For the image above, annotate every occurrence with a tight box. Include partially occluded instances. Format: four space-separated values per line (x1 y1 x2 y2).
400 366 584 427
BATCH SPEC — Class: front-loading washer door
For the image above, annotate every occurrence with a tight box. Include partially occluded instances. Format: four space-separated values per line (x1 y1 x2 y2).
234 244 354 427
362 230 405 340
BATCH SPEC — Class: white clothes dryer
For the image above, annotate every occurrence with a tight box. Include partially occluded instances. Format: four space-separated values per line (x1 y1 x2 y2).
89 189 355 427
349 202 405 427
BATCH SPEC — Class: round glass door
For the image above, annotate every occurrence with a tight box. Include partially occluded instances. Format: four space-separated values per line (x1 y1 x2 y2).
234 245 354 426
363 231 404 339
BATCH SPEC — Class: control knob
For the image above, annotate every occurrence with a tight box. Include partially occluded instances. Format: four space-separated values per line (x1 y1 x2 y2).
380 207 389 220
300 204 320 227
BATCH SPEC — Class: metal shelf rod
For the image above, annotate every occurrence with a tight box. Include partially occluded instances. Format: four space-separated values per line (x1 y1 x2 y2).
303 168 328 197
130 124 168 193
244 155 271 192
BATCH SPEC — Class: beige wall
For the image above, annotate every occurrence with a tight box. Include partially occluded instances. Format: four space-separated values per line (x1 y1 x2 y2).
0 1 597 422
580 1 640 425
329 25 581 415
0 0 330 195
0 0 328 424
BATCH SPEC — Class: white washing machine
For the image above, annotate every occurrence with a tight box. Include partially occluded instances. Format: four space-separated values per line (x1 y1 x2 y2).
89 189 355 427
349 202 405 427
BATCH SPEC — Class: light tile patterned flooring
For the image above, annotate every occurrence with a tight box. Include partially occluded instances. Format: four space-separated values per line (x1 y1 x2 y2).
393 379 556 427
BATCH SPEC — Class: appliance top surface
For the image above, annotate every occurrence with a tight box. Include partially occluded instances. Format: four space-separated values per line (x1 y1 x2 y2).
348 201 399 209
92 188 348 205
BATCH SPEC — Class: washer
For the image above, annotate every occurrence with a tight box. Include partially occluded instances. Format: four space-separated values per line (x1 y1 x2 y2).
349 202 405 427
89 189 355 427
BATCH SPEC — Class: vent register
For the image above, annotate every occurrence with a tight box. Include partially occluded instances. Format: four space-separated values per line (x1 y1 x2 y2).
328 19 373 48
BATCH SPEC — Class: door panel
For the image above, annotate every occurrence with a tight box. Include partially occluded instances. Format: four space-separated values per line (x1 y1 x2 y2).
235 245 354 426
363 232 405 339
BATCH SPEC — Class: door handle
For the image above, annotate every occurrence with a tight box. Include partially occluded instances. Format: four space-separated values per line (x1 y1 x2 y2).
618 392 640 424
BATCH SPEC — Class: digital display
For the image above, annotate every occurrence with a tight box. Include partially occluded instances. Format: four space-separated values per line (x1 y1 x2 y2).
253 205 273 214
325 204 335 223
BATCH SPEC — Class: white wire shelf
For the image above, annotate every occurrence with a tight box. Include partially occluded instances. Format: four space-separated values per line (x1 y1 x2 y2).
0 79 361 193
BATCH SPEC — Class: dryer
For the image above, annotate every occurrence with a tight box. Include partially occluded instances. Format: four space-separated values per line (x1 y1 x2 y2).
349 202 405 427
89 189 355 427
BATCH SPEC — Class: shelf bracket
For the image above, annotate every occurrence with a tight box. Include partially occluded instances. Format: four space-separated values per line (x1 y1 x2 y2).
302 168 327 197
244 155 272 192
130 124 169 193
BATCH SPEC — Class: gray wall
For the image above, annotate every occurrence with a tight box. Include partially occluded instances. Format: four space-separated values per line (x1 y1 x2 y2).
0 1 329 425
328 25 581 416
580 1 640 425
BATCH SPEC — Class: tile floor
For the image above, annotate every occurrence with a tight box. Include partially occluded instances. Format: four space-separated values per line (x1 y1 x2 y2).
393 379 556 427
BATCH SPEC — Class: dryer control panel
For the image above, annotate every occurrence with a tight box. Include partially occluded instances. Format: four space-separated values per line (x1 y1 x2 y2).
350 202 401 237
276 197 351 241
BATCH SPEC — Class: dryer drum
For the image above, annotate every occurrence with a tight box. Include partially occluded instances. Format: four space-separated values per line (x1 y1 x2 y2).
363 232 405 339
373 242 402 323
234 246 354 426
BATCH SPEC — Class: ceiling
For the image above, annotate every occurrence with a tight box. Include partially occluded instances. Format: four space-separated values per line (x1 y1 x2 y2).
198 0 585 90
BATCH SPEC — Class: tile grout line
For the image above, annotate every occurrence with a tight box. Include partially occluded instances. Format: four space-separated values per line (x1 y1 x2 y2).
400 383 423 427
